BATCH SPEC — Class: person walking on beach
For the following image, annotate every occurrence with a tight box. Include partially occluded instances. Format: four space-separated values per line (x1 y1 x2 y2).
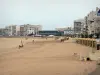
32 39 34 43
96 36 100 50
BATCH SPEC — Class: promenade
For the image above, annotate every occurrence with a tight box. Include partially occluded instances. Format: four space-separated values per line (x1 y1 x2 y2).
0 38 97 75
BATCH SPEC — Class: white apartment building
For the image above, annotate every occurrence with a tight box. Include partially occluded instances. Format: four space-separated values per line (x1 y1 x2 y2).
86 7 100 34
64 28 74 35
16 25 21 36
16 24 42 36
55 27 74 35
5 24 42 36
74 19 84 35
5 25 16 36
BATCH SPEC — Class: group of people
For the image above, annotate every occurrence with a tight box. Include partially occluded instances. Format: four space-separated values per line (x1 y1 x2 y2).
60 37 69 42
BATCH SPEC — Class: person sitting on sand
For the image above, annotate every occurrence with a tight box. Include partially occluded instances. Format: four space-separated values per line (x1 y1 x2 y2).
73 53 77 56
60 39 65 42
32 40 34 43
67 37 69 40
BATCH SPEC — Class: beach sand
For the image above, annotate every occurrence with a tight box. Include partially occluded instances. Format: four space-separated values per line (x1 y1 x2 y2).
0 37 97 75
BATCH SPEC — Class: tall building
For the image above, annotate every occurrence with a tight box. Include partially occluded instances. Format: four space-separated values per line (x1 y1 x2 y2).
16 24 42 36
16 25 22 36
4 24 42 36
74 19 84 35
5 25 17 36
86 7 100 34
0 28 8 36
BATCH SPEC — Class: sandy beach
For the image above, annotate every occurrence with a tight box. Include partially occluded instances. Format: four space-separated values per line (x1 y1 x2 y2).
0 37 97 75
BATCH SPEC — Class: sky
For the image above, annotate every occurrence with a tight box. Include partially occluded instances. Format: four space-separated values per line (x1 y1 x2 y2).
0 0 100 30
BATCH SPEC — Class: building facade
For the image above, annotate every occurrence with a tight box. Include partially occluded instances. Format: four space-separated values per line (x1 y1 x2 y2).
74 19 84 35
64 29 74 35
56 27 74 36
86 7 100 34
0 28 4 36
4 24 42 36
0 28 8 36
16 24 42 36
5 25 17 36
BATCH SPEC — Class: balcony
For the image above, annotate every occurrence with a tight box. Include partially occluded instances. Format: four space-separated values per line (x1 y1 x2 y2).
94 16 100 21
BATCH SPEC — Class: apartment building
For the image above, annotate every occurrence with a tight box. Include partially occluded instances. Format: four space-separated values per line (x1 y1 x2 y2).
5 25 16 36
74 19 84 35
63 28 74 35
86 7 100 34
0 28 8 36
16 24 42 36
55 27 74 35
4 24 42 36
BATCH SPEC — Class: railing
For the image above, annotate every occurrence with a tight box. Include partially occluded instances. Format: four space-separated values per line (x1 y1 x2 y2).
75 38 96 48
